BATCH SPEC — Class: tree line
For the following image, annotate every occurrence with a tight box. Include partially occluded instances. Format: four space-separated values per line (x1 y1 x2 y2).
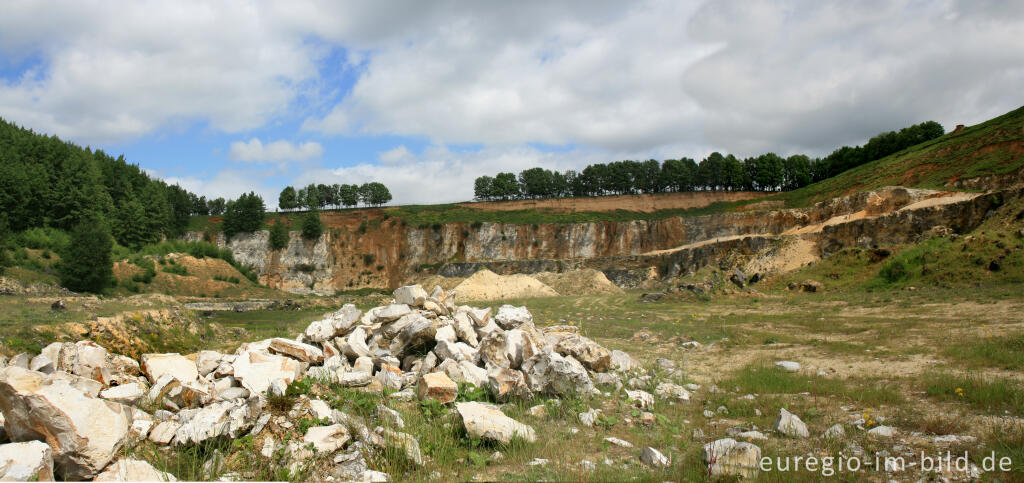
0 117 213 250
278 182 392 211
473 121 944 201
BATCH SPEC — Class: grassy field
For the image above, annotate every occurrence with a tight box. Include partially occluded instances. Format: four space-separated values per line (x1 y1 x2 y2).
53 284 1012 481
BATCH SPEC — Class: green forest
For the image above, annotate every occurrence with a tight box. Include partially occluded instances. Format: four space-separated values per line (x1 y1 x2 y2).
472 121 944 201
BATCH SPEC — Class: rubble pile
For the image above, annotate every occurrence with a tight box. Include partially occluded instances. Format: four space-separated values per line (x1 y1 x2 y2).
0 284 641 481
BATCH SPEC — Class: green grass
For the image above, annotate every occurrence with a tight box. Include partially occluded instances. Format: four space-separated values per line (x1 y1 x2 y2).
774 104 1024 208
945 332 1024 370
721 363 903 406
923 371 1024 414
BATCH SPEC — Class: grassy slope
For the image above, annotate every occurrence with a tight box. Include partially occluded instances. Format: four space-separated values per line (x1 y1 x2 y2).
776 105 1024 208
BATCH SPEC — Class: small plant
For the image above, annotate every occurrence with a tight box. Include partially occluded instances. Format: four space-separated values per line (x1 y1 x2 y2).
297 416 329 434
362 253 376 266
295 263 317 273
162 264 189 276
418 398 446 418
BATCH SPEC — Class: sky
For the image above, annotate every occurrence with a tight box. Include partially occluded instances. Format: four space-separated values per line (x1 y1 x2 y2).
1 1 1022 208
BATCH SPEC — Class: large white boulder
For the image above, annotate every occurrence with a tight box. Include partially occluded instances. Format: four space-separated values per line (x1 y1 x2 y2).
0 367 130 480
304 304 362 342
771 408 809 438
479 329 538 370
416 372 457 404
173 399 260 445
393 285 428 308
141 353 199 384
521 349 594 396
0 441 54 481
269 338 325 364
455 402 536 444
703 438 761 479
493 305 532 330
610 350 642 373
99 382 147 405
303 425 351 453
551 334 611 372
231 349 303 394
487 368 532 402
94 458 178 482
374 304 412 324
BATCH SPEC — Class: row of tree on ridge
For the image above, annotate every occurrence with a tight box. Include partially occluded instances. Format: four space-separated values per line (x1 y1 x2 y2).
277 182 392 211
473 121 945 201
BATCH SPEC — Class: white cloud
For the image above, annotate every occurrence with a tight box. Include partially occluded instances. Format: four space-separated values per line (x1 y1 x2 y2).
160 169 283 210
302 1 712 151
228 138 323 163
0 1 319 143
681 0 1024 156
378 145 413 164
1 0 1021 168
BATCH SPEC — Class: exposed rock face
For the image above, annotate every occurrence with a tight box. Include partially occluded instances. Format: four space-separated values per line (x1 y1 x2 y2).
455 402 536 444
0 367 131 480
0 441 54 481
195 186 1012 293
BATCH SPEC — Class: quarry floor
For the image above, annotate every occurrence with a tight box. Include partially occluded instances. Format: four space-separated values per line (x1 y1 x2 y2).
3 284 1023 481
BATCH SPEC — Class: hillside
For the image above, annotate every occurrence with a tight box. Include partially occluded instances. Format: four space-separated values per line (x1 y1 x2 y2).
775 105 1024 208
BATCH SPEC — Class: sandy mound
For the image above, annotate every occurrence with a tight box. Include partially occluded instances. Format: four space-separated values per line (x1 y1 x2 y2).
453 269 560 301
744 236 820 275
414 274 465 291
532 269 624 296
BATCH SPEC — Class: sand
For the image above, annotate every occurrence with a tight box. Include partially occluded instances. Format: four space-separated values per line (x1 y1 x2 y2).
532 269 624 296
453 269 560 301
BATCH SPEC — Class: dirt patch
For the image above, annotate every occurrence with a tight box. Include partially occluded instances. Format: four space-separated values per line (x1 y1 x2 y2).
412 274 465 291
453 269 559 301
744 236 820 275
456 191 767 214
532 269 624 296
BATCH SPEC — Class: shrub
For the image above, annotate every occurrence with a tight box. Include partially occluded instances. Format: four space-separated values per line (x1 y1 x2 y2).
163 264 189 276
301 211 324 240
362 253 376 266
879 259 907 283
16 227 71 252
269 221 290 250
295 264 317 273
58 220 113 293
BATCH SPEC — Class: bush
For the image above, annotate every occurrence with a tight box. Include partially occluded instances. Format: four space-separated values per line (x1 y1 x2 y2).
879 259 907 283
163 264 189 276
16 227 71 252
269 221 290 250
362 253 376 266
295 264 317 273
58 220 113 293
301 211 323 240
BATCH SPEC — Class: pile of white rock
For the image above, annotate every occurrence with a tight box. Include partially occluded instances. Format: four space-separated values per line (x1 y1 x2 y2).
0 284 643 481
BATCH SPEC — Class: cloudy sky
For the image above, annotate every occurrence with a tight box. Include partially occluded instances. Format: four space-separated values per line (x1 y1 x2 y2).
1 1 1022 207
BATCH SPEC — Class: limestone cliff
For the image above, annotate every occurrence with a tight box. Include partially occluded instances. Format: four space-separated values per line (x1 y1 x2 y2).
184 185 1015 294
